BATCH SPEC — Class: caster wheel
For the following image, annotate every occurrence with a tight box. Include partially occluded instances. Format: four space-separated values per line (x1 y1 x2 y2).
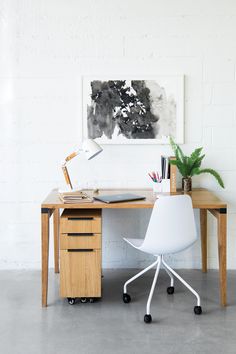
67 298 75 305
194 306 202 315
89 298 94 303
144 314 152 323
167 286 175 295
80 298 88 303
123 293 131 303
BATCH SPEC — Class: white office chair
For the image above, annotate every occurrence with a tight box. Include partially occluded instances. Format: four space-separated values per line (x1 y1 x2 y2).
123 195 202 323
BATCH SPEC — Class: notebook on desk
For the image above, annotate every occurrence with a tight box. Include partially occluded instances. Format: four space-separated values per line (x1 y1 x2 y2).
94 193 146 203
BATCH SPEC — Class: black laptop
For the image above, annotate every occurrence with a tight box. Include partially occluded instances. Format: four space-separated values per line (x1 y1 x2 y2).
94 193 146 204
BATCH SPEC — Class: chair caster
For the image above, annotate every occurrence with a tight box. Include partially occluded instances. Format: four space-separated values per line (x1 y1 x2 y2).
80 298 88 303
67 297 76 305
89 298 94 303
123 293 131 303
144 314 152 323
167 286 175 295
194 306 202 315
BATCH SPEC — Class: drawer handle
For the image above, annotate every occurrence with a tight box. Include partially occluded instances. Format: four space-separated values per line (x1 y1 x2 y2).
67 233 94 237
68 217 94 221
68 249 93 252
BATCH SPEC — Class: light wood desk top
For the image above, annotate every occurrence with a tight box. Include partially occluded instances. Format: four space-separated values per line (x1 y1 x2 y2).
42 188 227 210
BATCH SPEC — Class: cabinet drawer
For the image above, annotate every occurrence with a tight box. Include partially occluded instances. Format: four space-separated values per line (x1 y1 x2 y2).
60 209 102 234
60 249 101 298
60 233 101 250
60 218 101 234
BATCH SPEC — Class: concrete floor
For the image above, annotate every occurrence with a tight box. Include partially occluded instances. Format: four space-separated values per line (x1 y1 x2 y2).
0 269 236 354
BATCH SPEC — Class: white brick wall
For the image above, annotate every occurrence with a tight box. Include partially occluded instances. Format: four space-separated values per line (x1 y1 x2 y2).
0 0 236 269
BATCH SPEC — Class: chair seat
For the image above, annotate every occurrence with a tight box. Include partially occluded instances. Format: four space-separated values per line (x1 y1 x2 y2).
123 237 144 249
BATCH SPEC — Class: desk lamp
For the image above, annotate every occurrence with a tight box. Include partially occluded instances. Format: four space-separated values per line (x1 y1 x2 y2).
62 139 102 190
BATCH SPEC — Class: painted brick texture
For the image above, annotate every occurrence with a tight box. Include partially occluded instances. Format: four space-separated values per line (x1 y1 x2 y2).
0 0 236 269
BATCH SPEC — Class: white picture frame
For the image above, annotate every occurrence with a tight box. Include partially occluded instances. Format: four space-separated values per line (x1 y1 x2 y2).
82 75 184 144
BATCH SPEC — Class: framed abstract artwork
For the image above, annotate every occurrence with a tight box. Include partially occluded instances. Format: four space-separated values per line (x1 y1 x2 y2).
82 76 184 144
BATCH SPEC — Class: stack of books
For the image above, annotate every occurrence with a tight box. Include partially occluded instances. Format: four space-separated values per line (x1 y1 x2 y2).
59 190 93 204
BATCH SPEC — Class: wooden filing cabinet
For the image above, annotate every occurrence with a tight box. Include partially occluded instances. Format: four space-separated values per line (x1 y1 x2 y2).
60 209 102 303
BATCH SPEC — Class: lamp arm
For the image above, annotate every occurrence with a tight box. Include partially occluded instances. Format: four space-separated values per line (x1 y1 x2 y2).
62 164 73 190
65 150 79 162
62 150 80 190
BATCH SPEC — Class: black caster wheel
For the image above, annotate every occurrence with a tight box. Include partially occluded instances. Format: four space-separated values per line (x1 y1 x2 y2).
194 306 202 315
67 297 76 305
144 314 152 323
123 293 131 303
167 286 175 295
80 298 88 303
89 298 94 303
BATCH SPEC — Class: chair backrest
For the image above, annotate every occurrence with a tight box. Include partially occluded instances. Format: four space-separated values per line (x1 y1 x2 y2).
141 195 197 255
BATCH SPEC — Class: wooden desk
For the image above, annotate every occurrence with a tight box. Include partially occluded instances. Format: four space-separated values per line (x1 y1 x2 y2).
41 188 227 307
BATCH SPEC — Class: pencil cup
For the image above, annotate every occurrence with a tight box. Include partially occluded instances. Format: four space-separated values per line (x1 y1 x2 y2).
161 179 170 193
152 182 162 197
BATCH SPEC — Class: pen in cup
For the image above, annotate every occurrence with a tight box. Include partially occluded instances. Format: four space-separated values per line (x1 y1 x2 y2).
148 171 162 183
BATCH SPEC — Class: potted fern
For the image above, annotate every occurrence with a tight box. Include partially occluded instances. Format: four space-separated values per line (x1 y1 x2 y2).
169 137 224 192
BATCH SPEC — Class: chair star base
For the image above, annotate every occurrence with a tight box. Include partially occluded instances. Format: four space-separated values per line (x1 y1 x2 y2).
123 255 202 323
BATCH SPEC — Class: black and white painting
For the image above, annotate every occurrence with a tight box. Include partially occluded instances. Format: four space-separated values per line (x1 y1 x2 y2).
83 76 184 144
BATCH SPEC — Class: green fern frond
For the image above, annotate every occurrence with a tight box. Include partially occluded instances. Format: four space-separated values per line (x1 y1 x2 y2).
169 136 177 153
177 162 188 177
195 168 225 188
189 147 203 162
188 154 205 175
176 145 185 163
169 136 184 163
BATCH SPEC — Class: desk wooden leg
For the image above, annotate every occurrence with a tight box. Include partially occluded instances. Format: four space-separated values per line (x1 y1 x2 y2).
200 209 207 273
217 211 227 306
53 209 60 273
42 209 50 307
